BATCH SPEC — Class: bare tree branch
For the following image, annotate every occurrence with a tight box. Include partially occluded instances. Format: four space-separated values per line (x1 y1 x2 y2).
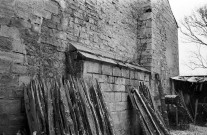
181 6 207 70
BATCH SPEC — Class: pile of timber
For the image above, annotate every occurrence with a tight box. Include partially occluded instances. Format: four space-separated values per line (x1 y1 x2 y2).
127 86 170 135
24 75 115 135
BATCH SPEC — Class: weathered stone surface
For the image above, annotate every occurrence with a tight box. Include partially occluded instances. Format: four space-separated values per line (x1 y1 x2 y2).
102 64 113 75
115 102 128 111
113 84 125 92
0 59 11 74
114 92 122 102
100 82 113 92
0 36 13 51
121 92 128 102
121 68 130 78
0 0 178 134
107 103 116 112
114 77 125 85
44 1 59 14
104 92 115 103
0 100 21 114
138 72 145 81
0 17 11 25
11 64 27 74
83 61 101 74
113 67 122 77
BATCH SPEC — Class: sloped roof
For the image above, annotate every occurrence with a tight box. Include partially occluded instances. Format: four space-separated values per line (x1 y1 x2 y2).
68 42 151 73
171 76 207 83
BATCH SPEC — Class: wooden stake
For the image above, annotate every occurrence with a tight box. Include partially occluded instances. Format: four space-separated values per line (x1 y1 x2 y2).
194 99 198 124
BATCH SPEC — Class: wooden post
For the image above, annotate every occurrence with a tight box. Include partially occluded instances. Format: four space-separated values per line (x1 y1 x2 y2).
194 99 198 124
155 73 169 127
175 107 178 128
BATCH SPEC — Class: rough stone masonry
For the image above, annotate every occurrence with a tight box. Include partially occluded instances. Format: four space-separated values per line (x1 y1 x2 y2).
0 0 178 134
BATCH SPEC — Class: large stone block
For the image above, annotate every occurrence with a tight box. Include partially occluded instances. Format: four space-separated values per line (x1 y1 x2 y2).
121 92 128 102
103 92 114 103
107 103 116 112
0 36 12 51
83 61 101 74
0 58 11 74
130 70 135 79
115 102 128 111
44 1 59 14
100 82 113 91
102 64 113 75
134 71 139 80
114 77 125 85
0 74 19 86
0 87 7 99
138 72 145 81
0 17 11 25
113 84 125 92
111 112 120 124
19 76 30 86
113 67 122 77
121 68 130 78
144 73 150 81
0 100 21 114
12 39 26 54
11 64 27 75
8 87 23 98
0 114 25 126
114 92 122 102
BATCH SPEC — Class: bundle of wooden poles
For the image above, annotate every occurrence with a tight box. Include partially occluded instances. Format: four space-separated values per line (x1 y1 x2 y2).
127 83 170 135
24 75 115 135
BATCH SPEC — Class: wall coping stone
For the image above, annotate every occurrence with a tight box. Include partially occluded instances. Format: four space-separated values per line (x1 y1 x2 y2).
78 50 151 73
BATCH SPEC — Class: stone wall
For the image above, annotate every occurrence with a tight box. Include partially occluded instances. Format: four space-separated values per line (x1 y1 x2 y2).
82 60 150 135
0 0 148 134
151 0 179 105
0 0 178 134
137 0 179 106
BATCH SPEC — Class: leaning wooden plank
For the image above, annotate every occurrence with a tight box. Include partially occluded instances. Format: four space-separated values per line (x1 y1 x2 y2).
140 90 170 135
179 91 193 122
90 79 108 135
127 87 151 135
76 78 97 135
65 80 78 135
133 91 156 135
67 77 84 135
45 79 55 135
72 77 91 135
35 78 47 134
24 85 34 134
143 84 155 110
87 78 107 135
55 79 65 135
40 78 49 129
51 80 61 135
59 78 74 135
31 80 42 134
81 78 102 135
134 89 162 135
68 76 86 135
94 79 115 135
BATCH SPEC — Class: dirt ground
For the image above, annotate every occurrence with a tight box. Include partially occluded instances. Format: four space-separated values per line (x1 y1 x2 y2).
170 124 207 135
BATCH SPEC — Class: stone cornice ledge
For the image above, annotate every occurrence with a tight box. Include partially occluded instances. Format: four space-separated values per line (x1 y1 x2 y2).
68 42 151 73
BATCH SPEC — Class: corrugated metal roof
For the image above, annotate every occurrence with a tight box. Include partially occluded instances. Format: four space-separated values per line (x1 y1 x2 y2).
171 76 207 83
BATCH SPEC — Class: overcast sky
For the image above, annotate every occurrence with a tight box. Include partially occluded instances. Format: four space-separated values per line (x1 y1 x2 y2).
168 0 207 76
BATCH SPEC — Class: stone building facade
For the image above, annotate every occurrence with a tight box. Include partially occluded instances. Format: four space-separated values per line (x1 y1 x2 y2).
0 0 178 134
